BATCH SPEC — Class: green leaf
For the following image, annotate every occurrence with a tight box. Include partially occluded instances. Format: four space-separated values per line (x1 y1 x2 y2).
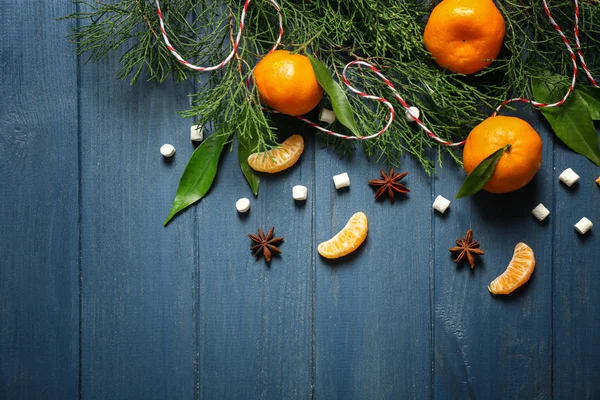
456 145 510 199
308 55 361 137
238 134 260 196
578 86 600 120
532 75 600 166
164 133 229 226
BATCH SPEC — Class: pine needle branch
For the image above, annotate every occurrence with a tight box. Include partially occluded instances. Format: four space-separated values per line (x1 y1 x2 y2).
66 0 600 172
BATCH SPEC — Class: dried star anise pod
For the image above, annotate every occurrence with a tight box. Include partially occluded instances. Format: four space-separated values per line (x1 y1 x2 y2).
248 227 284 263
368 168 410 203
449 229 485 269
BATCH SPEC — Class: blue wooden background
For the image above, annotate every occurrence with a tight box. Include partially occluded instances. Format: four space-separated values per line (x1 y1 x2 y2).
1 1 599 399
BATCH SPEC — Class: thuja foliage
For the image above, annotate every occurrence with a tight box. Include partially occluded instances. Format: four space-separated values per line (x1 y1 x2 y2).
67 0 600 172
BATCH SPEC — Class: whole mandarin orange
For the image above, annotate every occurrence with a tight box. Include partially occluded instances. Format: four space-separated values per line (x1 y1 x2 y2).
423 0 506 75
463 116 543 193
253 50 323 116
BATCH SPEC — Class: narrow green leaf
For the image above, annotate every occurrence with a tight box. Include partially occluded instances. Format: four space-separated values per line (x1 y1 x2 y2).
532 75 600 166
456 145 510 199
238 135 260 196
578 86 600 120
308 55 361 137
164 133 229 226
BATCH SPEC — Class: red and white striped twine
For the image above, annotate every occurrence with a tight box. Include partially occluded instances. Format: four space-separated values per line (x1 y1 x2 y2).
155 0 282 71
155 0 597 146
492 0 598 116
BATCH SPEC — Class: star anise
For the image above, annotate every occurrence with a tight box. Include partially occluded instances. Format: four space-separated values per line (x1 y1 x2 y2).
368 168 410 203
248 227 284 262
449 229 485 269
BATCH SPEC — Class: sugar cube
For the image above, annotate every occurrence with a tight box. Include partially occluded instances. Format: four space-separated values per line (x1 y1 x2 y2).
319 108 336 124
405 106 420 122
531 203 550 221
292 185 308 201
432 195 451 214
333 173 350 189
574 217 593 235
236 198 250 213
160 144 176 157
191 125 204 142
559 168 579 187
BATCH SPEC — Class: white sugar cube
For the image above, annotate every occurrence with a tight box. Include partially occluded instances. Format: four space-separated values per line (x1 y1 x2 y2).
235 198 250 213
319 108 336 124
432 195 451 214
531 203 550 221
160 144 176 157
405 106 420 122
559 168 579 187
190 125 204 142
574 217 593 235
292 185 308 201
333 173 350 189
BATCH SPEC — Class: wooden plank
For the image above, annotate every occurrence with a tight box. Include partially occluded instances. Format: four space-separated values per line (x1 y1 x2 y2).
195 124 314 399
313 150 433 399
553 133 600 399
433 110 553 399
0 1 80 399
78 56 196 397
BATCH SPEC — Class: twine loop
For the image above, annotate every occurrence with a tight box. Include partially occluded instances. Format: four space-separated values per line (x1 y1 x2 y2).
155 0 597 146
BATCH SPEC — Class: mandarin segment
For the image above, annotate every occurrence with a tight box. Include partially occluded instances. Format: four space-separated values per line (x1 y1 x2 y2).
463 116 543 194
253 50 323 116
423 0 505 75
488 242 536 295
247 134 305 173
318 212 368 259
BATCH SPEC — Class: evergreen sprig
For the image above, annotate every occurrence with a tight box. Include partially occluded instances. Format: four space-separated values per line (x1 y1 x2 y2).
66 0 600 173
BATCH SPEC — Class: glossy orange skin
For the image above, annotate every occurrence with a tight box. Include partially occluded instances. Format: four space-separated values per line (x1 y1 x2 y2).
253 50 323 116
423 0 505 75
463 116 543 194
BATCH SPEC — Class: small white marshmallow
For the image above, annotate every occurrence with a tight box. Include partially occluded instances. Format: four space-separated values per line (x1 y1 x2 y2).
292 185 308 201
160 144 176 157
405 106 420 122
574 217 593 235
191 125 204 142
235 198 250 213
319 108 336 125
333 173 350 190
432 195 451 214
531 203 550 221
559 168 579 187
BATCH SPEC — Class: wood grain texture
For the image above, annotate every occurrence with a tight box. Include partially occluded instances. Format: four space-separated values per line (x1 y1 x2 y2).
78 54 196 398
2 1 600 399
0 2 80 399
433 109 553 399
195 121 314 400
313 149 432 400
553 133 600 399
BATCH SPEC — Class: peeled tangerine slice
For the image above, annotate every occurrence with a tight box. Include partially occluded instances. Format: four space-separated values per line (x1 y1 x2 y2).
488 242 536 295
318 212 368 259
247 134 304 173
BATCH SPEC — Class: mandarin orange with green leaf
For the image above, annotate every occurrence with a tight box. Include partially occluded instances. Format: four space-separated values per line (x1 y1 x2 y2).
463 116 543 194
423 0 506 75
253 50 323 116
